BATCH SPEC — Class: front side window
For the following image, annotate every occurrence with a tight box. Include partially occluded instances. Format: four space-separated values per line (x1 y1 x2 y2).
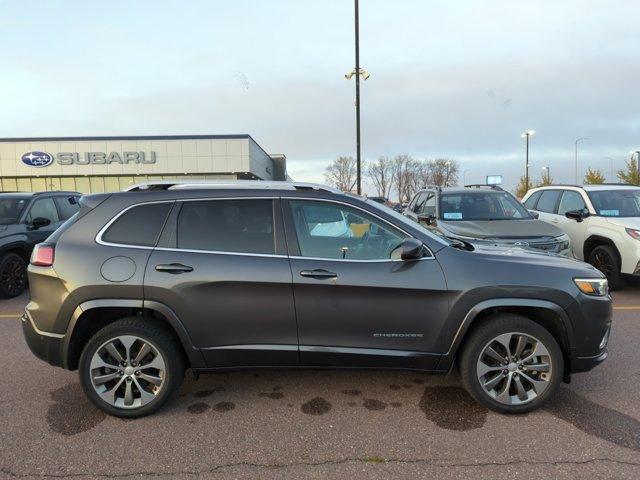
289 200 405 260
536 190 562 213
102 202 172 246
439 192 530 221
587 189 640 217
27 197 59 223
558 191 587 215
177 199 275 254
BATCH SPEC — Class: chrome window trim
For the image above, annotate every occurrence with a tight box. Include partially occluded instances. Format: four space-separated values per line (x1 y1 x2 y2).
95 195 435 261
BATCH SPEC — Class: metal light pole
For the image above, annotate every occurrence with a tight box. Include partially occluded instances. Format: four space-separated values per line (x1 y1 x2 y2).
344 0 369 195
542 166 550 184
463 169 471 185
574 137 588 184
521 130 535 191
604 156 614 181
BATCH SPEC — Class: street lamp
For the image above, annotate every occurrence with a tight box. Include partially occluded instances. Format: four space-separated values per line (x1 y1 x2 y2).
521 130 535 191
463 168 471 185
574 137 589 184
541 166 550 184
344 0 370 195
604 156 614 181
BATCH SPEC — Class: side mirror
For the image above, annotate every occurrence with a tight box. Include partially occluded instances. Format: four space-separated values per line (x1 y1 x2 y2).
400 238 424 260
565 210 588 222
28 217 51 230
417 214 436 226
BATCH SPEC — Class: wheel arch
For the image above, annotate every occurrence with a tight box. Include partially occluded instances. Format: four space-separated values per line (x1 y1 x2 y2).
583 235 621 265
63 299 205 370
440 298 574 374
0 241 32 263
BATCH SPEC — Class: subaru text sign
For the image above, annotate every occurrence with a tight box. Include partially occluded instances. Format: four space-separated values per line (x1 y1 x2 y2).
21 151 156 167
22 151 54 168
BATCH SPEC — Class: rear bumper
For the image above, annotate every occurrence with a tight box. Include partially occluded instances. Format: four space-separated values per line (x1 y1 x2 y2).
21 312 65 367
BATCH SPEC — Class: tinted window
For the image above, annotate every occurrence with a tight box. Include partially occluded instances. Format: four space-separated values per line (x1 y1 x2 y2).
27 197 59 223
54 196 80 220
536 190 562 213
523 191 542 209
558 191 587 215
290 200 405 260
103 203 172 246
177 199 275 254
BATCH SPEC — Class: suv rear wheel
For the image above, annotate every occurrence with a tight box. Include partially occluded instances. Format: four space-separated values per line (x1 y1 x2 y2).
460 314 563 413
588 244 624 290
79 318 185 418
0 252 27 298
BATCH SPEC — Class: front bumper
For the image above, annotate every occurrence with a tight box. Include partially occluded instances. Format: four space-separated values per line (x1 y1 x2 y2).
565 294 612 373
21 312 65 367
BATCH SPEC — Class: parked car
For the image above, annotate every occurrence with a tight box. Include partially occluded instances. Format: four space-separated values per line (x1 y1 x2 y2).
523 184 640 289
23 181 610 417
404 185 572 256
0 191 80 297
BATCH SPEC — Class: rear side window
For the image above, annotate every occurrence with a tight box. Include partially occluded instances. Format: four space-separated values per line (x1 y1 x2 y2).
102 203 172 246
54 196 80 220
177 199 275 254
536 190 562 213
523 191 542 209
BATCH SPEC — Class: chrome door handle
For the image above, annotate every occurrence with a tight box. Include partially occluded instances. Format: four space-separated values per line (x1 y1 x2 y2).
299 269 337 279
155 263 193 274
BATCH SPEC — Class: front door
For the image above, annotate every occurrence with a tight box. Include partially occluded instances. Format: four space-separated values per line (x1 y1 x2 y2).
555 190 589 258
283 198 448 370
23 196 63 244
144 198 298 367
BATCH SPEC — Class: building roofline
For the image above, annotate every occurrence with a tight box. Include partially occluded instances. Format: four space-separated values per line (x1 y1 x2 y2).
0 134 257 143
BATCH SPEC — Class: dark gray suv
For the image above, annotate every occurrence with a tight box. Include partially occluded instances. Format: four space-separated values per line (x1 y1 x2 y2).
22 181 611 417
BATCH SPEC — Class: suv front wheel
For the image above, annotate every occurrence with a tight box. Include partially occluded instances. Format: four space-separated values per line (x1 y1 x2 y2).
79 318 185 418
460 314 563 413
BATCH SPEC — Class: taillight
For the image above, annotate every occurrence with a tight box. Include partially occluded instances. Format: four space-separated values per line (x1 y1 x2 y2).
31 244 55 267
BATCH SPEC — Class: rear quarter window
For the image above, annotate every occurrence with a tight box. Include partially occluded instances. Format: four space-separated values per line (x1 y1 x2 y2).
523 191 542 209
101 202 172 247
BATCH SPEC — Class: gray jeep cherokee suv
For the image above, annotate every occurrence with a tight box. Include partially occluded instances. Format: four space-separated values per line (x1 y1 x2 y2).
22 181 611 417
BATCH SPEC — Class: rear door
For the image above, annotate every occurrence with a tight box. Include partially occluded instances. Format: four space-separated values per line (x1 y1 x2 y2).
143 197 298 367
532 189 563 224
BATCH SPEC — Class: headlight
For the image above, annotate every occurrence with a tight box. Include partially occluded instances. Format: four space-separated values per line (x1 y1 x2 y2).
556 233 571 251
574 278 609 296
626 228 640 240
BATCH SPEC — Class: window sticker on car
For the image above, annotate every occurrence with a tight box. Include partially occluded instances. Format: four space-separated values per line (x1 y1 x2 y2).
443 212 463 220
600 210 619 216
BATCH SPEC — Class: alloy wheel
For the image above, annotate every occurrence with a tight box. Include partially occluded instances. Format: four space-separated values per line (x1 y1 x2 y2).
0 257 25 296
591 251 613 278
89 335 166 409
476 332 552 405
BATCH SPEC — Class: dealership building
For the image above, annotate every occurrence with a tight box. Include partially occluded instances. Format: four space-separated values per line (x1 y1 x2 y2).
0 134 287 193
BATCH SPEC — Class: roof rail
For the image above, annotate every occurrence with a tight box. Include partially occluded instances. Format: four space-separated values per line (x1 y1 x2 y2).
124 180 342 194
464 184 505 191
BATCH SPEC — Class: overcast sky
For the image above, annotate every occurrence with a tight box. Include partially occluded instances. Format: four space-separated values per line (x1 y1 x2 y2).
1 0 639 192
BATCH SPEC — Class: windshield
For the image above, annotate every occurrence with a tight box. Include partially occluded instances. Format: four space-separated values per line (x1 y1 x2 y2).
587 189 640 218
363 198 451 245
439 191 531 221
0 197 28 225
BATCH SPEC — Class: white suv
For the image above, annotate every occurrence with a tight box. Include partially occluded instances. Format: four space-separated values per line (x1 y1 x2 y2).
522 184 640 289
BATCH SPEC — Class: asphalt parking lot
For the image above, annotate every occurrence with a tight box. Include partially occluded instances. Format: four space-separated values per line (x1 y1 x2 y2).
1 286 639 480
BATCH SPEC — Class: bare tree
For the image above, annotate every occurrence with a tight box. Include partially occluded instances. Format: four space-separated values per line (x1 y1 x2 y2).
366 156 393 198
324 156 358 192
391 155 423 203
430 158 459 187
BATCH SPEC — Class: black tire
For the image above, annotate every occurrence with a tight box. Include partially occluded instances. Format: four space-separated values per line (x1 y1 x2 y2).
79 317 185 418
588 244 624 290
0 252 27 298
459 314 564 414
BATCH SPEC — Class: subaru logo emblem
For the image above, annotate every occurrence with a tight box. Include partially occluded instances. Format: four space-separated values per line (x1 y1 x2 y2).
514 241 529 248
22 151 54 168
